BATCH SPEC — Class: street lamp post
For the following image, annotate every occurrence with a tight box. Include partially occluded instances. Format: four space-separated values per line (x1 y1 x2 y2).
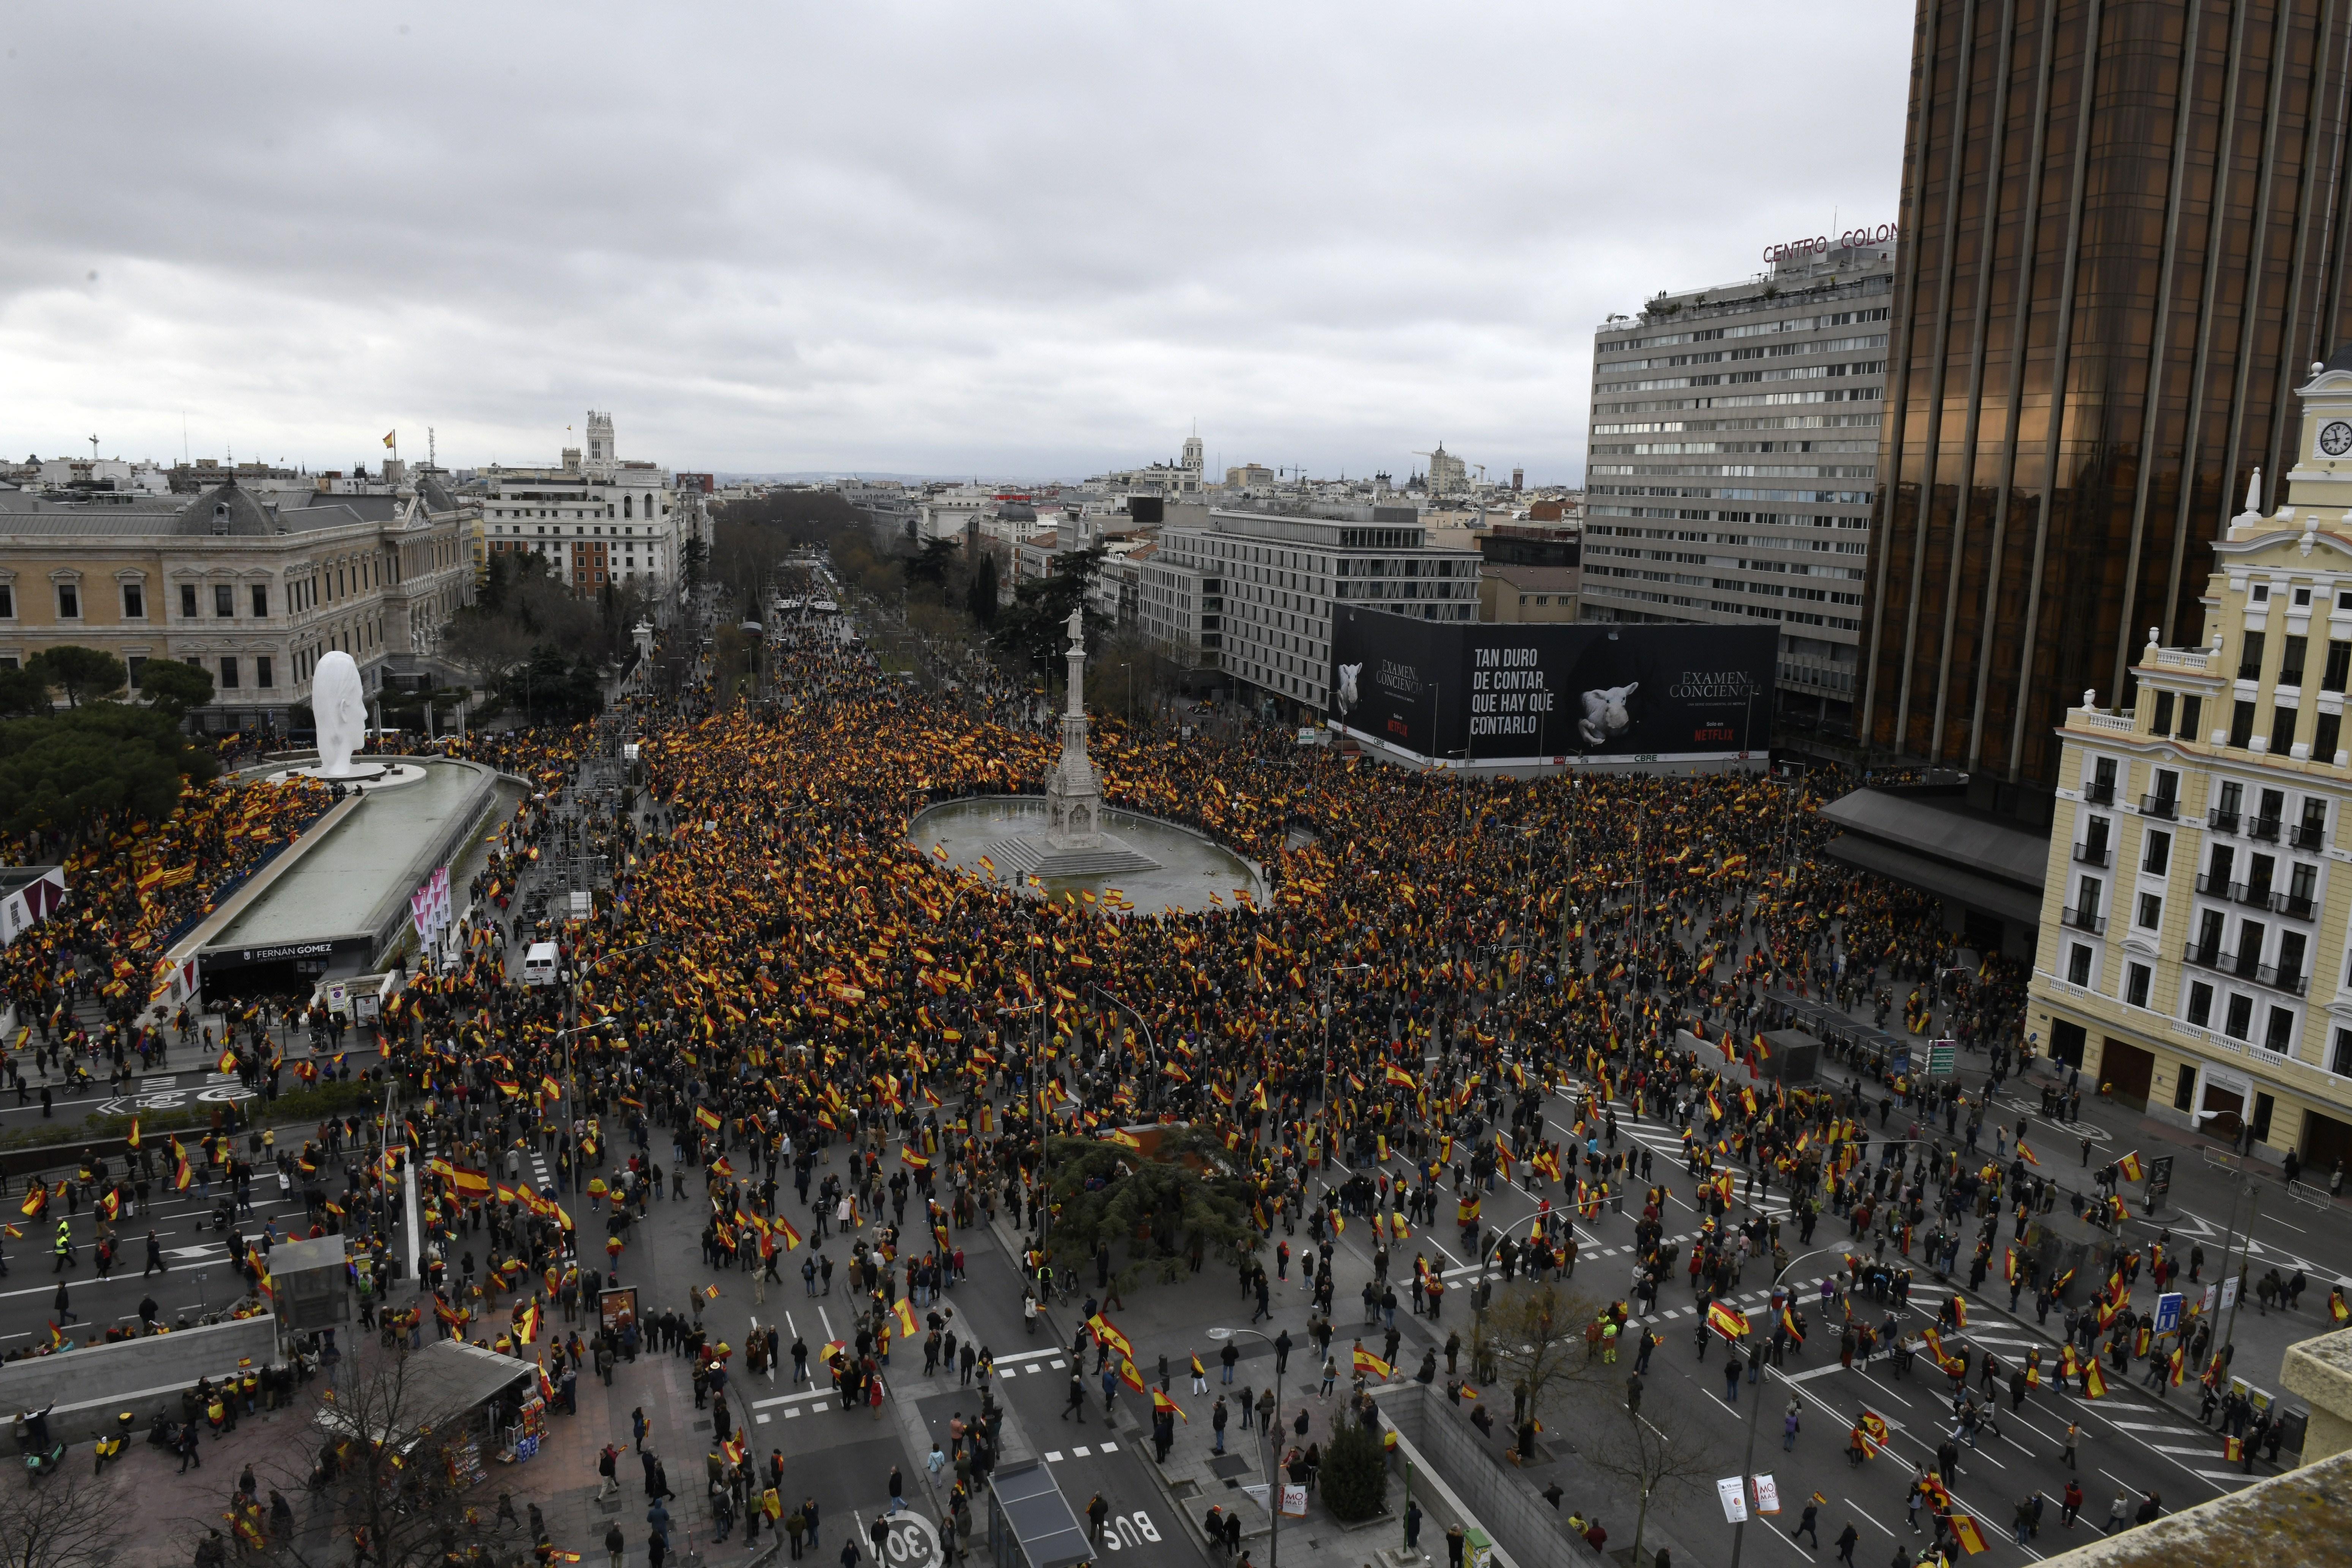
1208 1326 1286 1568
1086 983 1159 1113
1320 963 1373 1110
1727 1244 1846 1568
1466 1208 1562 1384
560 937 671 1195
997 999 1050 1231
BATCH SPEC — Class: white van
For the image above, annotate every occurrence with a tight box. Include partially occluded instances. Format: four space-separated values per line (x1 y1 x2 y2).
522 942 561 988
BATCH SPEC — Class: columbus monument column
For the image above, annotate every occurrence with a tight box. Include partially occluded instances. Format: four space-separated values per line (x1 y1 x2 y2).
1044 605 1104 849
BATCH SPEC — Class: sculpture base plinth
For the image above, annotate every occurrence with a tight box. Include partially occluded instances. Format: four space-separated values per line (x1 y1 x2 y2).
980 831 1163 882
264 762 429 791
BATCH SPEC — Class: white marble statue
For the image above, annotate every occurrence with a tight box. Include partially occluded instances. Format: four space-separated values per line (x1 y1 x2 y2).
311 650 369 778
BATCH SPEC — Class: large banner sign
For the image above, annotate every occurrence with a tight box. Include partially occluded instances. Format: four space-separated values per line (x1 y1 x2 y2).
1326 608 1775 766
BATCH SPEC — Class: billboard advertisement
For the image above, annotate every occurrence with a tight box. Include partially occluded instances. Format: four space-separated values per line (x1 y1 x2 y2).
1325 608 1774 766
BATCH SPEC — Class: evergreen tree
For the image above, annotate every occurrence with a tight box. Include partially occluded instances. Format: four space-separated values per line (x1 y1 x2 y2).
967 552 999 625
1320 1416 1388 1522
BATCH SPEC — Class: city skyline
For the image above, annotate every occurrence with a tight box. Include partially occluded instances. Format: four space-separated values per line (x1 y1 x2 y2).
0 2 1907 483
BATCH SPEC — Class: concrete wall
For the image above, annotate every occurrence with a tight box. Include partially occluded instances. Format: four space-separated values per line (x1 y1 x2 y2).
0 1315 282 1445
1374 1383 1696 1568
2281 1326 2352 1462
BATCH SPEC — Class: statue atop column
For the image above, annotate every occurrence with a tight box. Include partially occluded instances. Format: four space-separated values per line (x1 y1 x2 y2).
1044 605 1103 849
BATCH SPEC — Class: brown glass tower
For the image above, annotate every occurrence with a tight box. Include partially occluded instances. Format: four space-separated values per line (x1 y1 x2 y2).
1861 0 2352 804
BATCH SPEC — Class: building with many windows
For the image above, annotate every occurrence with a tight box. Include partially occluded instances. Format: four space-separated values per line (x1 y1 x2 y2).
1863 0 2352 800
1148 505 1479 717
1583 241 1890 724
477 412 696 618
0 476 474 731
2030 352 2352 1171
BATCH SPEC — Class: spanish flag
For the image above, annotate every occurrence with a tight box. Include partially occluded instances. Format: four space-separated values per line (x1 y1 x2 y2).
1353 1347 1395 1381
2084 1361 2109 1399
1947 1514 1988 1556
1859 1411 1890 1448
895 1298 920 1339
695 1105 723 1132
1118 1358 1148 1396
517 1302 542 1344
1707 1301 1751 1342
1190 1354 1206 1379
126 1118 142 1151
1385 1064 1415 1089
1152 1388 1189 1422
217 1047 239 1076
1090 1314 1135 1361
18 1185 44 1219
1779 1306 1805 1347
2116 1149 2145 1182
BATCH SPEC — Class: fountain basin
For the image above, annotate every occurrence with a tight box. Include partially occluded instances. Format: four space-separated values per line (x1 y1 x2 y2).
910 795 1266 915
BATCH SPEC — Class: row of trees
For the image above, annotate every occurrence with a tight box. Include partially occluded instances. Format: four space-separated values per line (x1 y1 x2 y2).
0 648 223 840
435 550 644 725
0 646 214 718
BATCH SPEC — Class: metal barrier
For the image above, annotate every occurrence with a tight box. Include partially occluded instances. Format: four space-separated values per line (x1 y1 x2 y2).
2284 1179 2330 1210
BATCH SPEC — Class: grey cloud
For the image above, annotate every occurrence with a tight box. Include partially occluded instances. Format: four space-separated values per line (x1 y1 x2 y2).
0 1 1909 481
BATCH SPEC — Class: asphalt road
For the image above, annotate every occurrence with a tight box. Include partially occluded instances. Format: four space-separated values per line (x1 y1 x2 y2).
1278 1051 2290 1565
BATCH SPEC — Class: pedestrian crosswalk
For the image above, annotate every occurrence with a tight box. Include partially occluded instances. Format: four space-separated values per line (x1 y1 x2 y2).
1041 1442 1117 1463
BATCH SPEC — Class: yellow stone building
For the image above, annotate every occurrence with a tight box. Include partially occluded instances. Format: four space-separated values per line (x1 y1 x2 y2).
0 477 474 730
2031 351 2352 1175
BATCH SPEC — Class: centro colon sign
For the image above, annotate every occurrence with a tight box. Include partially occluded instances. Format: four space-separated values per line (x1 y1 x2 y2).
1764 224 1898 264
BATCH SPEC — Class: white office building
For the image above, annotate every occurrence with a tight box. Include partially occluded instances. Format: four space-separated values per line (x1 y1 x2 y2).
1151 505 1479 715
1582 240 1892 724
477 412 697 615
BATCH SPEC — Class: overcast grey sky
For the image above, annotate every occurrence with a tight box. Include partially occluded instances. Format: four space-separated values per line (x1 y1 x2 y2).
1 3 1912 486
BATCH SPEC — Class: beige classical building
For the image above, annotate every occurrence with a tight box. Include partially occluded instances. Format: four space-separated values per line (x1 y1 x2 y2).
2030 350 2352 1173
0 476 474 731
475 411 701 623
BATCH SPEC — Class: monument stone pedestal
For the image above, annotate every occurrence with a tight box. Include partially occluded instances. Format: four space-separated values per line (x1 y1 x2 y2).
983 607 1161 881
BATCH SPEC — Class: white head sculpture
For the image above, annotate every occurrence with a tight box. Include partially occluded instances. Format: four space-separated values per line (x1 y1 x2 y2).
311 650 368 778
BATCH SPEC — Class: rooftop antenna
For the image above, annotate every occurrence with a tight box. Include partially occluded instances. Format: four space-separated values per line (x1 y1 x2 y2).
428 426 436 468
88 433 100 462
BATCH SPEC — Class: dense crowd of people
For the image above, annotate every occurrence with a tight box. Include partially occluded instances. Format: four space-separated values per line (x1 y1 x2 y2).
3 611 2070 1562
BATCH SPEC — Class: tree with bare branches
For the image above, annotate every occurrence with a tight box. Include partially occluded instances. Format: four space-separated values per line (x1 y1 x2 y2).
0 1476 132 1568
1571 1386 1724 1568
1477 1280 1609 1443
196 1345 542 1568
